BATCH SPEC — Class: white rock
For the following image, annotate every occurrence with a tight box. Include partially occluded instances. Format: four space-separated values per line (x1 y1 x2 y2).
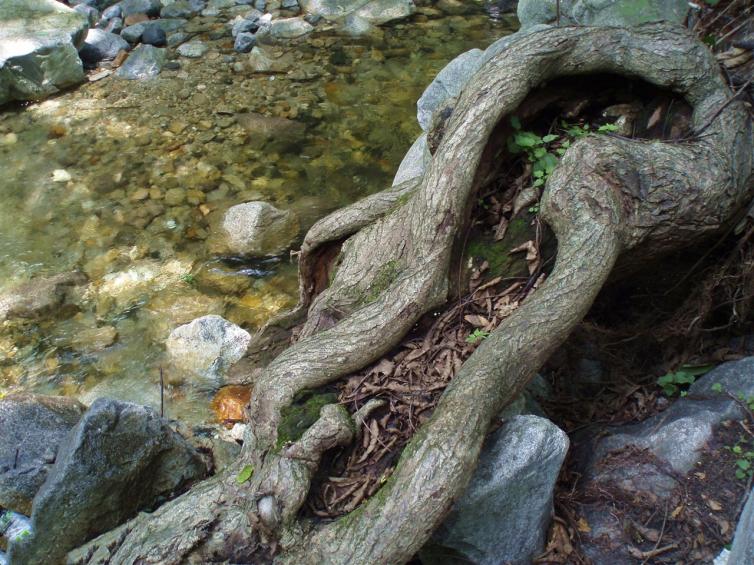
51 169 72 183
166 315 251 381
211 201 299 257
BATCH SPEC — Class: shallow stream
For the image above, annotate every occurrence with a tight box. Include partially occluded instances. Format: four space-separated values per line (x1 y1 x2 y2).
0 5 513 423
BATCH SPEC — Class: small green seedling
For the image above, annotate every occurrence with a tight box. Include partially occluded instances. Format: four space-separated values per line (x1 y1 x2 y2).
180 273 197 286
466 329 490 344
657 365 714 396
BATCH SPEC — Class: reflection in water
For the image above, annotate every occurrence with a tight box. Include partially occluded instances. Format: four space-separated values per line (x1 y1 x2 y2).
0 10 514 422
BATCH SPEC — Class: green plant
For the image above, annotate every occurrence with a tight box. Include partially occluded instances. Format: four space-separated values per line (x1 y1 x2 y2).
508 118 560 189
466 329 490 344
727 440 754 480
656 365 714 396
180 273 197 286
508 118 620 192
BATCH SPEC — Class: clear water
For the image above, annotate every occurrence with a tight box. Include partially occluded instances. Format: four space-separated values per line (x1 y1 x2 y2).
0 7 514 423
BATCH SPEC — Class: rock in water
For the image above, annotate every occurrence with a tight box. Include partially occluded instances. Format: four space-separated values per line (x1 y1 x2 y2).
0 0 89 106
517 0 689 29
352 0 415 24
114 0 162 17
7 399 207 564
177 40 209 58
300 0 414 23
142 24 167 47
0 394 86 516
0 272 86 322
256 17 314 42
166 315 251 381
210 201 300 257
421 415 569 565
79 29 130 66
115 44 166 79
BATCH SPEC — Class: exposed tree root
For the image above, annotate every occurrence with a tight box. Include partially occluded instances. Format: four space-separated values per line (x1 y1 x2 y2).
67 23 753 565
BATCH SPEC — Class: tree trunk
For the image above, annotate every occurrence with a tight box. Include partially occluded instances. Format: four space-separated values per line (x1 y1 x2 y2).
68 23 754 565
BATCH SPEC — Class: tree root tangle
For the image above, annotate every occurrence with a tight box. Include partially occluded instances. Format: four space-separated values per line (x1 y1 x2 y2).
68 23 754 565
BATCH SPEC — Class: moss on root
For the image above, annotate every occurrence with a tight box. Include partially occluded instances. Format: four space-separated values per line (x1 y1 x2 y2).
277 392 339 448
466 217 534 278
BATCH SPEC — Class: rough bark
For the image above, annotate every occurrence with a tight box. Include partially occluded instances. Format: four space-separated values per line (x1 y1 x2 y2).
68 23 753 565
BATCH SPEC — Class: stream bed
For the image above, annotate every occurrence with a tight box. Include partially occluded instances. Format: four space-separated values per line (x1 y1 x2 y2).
0 5 513 423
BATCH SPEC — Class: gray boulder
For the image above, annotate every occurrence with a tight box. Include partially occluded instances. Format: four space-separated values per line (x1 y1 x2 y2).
120 17 187 43
114 0 162 17
0 272 86 322
8 399 207 564
393 133 431 186
235 32 257 53
517 0 689 29
0 0 89 107
573 358 754 563
176 40 209 58
730 489 754 564
257 17 314 42
416 48 483 131
299 0 370 19
166 315 251 382
422 415 569 565
0 394 86 516
161 0 207 18
583 358 754 480
115 44 166 79
74 4 100 26
352 0 414 24
210 201 300 257
79 29 130 66
300 0 414 24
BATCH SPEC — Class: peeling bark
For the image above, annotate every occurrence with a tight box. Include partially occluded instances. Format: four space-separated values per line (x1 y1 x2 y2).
68 23 753 565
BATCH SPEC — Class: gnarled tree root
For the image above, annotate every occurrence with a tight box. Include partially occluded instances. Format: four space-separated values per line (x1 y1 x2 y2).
68 23 753 565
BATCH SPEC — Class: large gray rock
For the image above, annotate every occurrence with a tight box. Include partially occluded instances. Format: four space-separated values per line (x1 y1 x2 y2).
574 358 754 563
8 398 207 564
79 29 130 66
114 0 162 17
517 0 688 29
257 17 314 42
0 0 89 107
161 0 207 18
166 315 251 381
730 489 754 565
0 272 86 322
210 201 300 257
422 415 569 565
120 17 187 43
416 48 483 131
299 0 370 19
0 394 86 515
393 133 431 186
352 0 414 24
300 0 414 24
115 44 166 79
583 358 754 480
